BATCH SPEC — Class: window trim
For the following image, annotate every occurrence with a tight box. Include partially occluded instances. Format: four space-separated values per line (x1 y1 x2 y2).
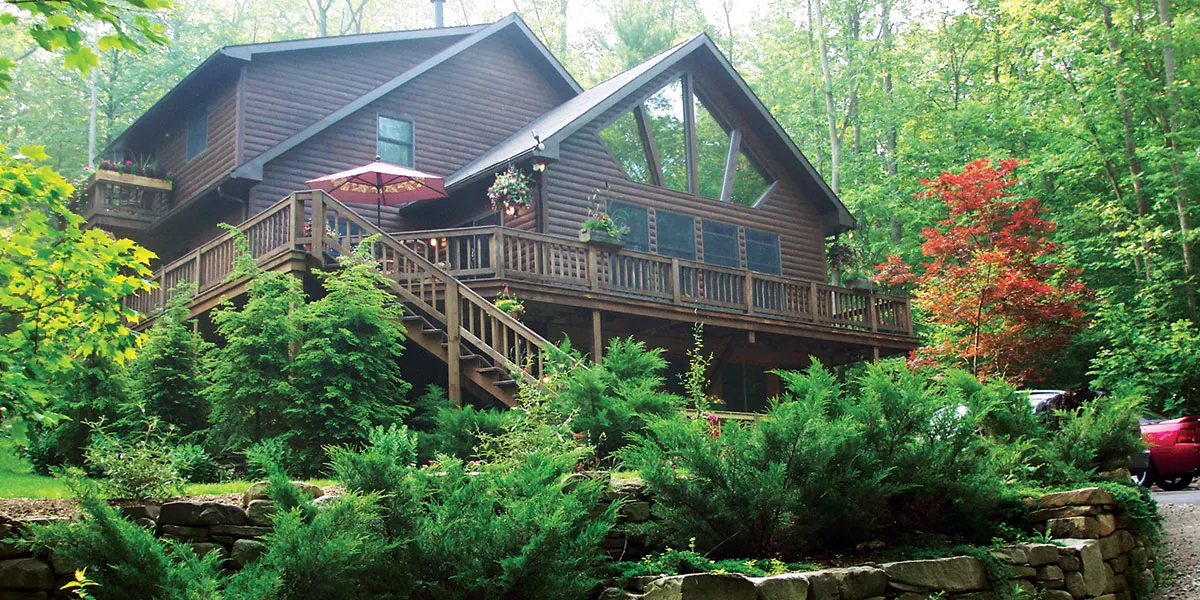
377 114 415 168
744 227 782 275
186 108 208 162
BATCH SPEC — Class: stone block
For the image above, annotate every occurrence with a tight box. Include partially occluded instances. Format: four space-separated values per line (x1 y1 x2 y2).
953 593 999 600
208 524 271 538
133 517 157 533
1029 505 1102 522
1064 571 1086 599
1036 565 1064 582
1041 591 1073 600
161 501 244 527
643 573 756 600
118 504 160 521
608 476 646 498
753 572 810 600
1048 517 1104 539
1109 555 1129 573
1024 544 1060 566
0 558 53 591
597 588 640 600
806 567 886 600
1057 539 1107 597
1098 534 1123 560
1058 554 1081 572
1009 565 1037 578
1095 514 1117 537
160 524 208 540
1115 530 1135 553
620 501 652 522
1037 488 1116 509
246 500 275 526
882 557 989 593
990 547 1028 565
231 539 267 569
189 542 230 562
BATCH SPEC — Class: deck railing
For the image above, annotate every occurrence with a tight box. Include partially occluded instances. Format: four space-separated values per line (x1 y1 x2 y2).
392 226 913 335
75 170 174 226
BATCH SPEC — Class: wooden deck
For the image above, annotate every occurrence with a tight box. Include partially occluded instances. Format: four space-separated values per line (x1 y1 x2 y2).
389 227 914 347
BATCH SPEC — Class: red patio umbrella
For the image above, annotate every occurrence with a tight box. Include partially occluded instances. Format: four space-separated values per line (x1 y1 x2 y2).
306 160 447 224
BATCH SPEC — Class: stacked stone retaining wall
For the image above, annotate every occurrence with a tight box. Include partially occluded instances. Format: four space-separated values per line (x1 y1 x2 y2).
0 484 1155 600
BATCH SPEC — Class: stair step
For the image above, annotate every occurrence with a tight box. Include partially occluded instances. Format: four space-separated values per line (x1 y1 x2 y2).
494 379 518 388
460 353 481 362
476 366 506 375
401 315 425 323
422 328 445 336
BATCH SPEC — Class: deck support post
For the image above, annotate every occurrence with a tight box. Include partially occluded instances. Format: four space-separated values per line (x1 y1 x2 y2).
868 291 878 332
492 229 505 279
311 192 326 263
591 309 603 363
872 346 880 363
446 282 462 406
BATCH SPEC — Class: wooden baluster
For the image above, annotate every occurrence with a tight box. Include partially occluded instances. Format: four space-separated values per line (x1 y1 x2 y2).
587 246 599 290
311 193 326 263
744 274 754 315
494 229 506 279
446 281 461 406
869 292 879 332
809 283 819 323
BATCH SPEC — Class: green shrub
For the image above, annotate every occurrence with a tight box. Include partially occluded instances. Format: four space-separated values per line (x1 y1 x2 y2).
128 289 211 435
550 337 685 459
25 492 223 600
245 437 297 480
85 424 183 499
617 545 816 579
22 357 131 475
168 443 222 484
208 235 412 476
622 361 1022 559
1040 395 1145 480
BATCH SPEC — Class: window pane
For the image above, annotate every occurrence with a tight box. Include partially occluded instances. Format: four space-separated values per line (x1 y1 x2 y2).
702 219 740 268
609 200 649 252
743 365 767 413
378 141 412 167
745 229 781 275
656 210 696 260
721 362 745 412
694 94 730 200
378 116 412 143
598 111 652 185
187 110 208 161
732 151 771 207
644 78 687 193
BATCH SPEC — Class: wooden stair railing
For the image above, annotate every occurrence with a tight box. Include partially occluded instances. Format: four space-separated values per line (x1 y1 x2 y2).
298 190 554 407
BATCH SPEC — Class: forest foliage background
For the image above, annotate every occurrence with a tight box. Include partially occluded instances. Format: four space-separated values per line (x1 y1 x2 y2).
2 0 1199 413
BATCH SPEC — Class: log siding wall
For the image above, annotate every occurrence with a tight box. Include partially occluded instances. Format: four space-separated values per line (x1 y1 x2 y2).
252 32 569 231
155 74 240 207
543 56 829 282
240 36 462 161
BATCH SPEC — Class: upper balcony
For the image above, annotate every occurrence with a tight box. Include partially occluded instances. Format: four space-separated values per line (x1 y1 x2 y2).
74 168 173 233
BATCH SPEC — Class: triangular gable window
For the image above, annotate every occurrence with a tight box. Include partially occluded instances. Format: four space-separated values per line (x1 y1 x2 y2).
597 73 774 207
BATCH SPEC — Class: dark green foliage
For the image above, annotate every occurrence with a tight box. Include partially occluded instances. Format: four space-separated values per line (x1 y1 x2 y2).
622 361 1023 559
232 493 399 600
245 437 297 480
85 424 184 499
207 236 413 475
169 443 222 484
24 491 223 600
128 290 211 435
617 546 817 579
22 357 130 475
1097 480 1163 545
551 337 686 459
409 385 517 462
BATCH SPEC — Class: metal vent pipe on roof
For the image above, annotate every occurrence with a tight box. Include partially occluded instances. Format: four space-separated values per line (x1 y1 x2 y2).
432 0 445 28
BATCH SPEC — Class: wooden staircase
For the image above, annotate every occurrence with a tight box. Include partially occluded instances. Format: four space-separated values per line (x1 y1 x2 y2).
125 190 557 408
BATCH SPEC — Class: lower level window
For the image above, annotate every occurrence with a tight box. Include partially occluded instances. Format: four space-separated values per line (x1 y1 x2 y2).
721 363 767 413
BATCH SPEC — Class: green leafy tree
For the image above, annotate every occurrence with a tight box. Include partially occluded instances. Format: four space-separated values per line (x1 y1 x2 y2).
0 0 173 90
0 147 154 439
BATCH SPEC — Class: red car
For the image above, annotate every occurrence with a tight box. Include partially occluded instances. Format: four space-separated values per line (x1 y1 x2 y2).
1134 416 1200 490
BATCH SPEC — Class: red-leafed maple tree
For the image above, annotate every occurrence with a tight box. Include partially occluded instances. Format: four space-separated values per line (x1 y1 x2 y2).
874 159 1089 384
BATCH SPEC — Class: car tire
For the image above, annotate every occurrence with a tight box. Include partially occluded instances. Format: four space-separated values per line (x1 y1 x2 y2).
1156 474 1194 491
1132 463 1156 488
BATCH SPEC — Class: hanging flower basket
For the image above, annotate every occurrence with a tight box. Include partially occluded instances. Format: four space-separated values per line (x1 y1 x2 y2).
494 285 525 319
488 166 535 215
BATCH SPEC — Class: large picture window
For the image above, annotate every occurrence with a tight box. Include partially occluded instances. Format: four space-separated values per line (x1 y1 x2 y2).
378 116 414 167
187 108 208 161
594 73 775 207
702 219 740 268
608 200 649 252
745 228 781 275
656 210 696 260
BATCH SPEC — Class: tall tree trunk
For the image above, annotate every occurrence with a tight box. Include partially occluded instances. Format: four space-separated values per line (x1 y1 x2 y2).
1159 0 1195 312
559 0 569 55
813 0 840 193
882 0 901 243
1102 3 1152 281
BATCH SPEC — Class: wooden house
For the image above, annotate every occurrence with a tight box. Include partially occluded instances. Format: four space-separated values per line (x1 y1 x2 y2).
78 13 916 411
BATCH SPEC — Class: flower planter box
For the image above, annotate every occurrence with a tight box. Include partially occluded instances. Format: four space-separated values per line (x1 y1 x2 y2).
579 229 625 252
92 169 174 191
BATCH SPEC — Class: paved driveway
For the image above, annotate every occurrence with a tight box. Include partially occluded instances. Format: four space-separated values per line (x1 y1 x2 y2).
1154 488 1200 505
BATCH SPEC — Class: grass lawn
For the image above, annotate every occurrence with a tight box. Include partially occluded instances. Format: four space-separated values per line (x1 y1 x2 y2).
0 440 334 499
